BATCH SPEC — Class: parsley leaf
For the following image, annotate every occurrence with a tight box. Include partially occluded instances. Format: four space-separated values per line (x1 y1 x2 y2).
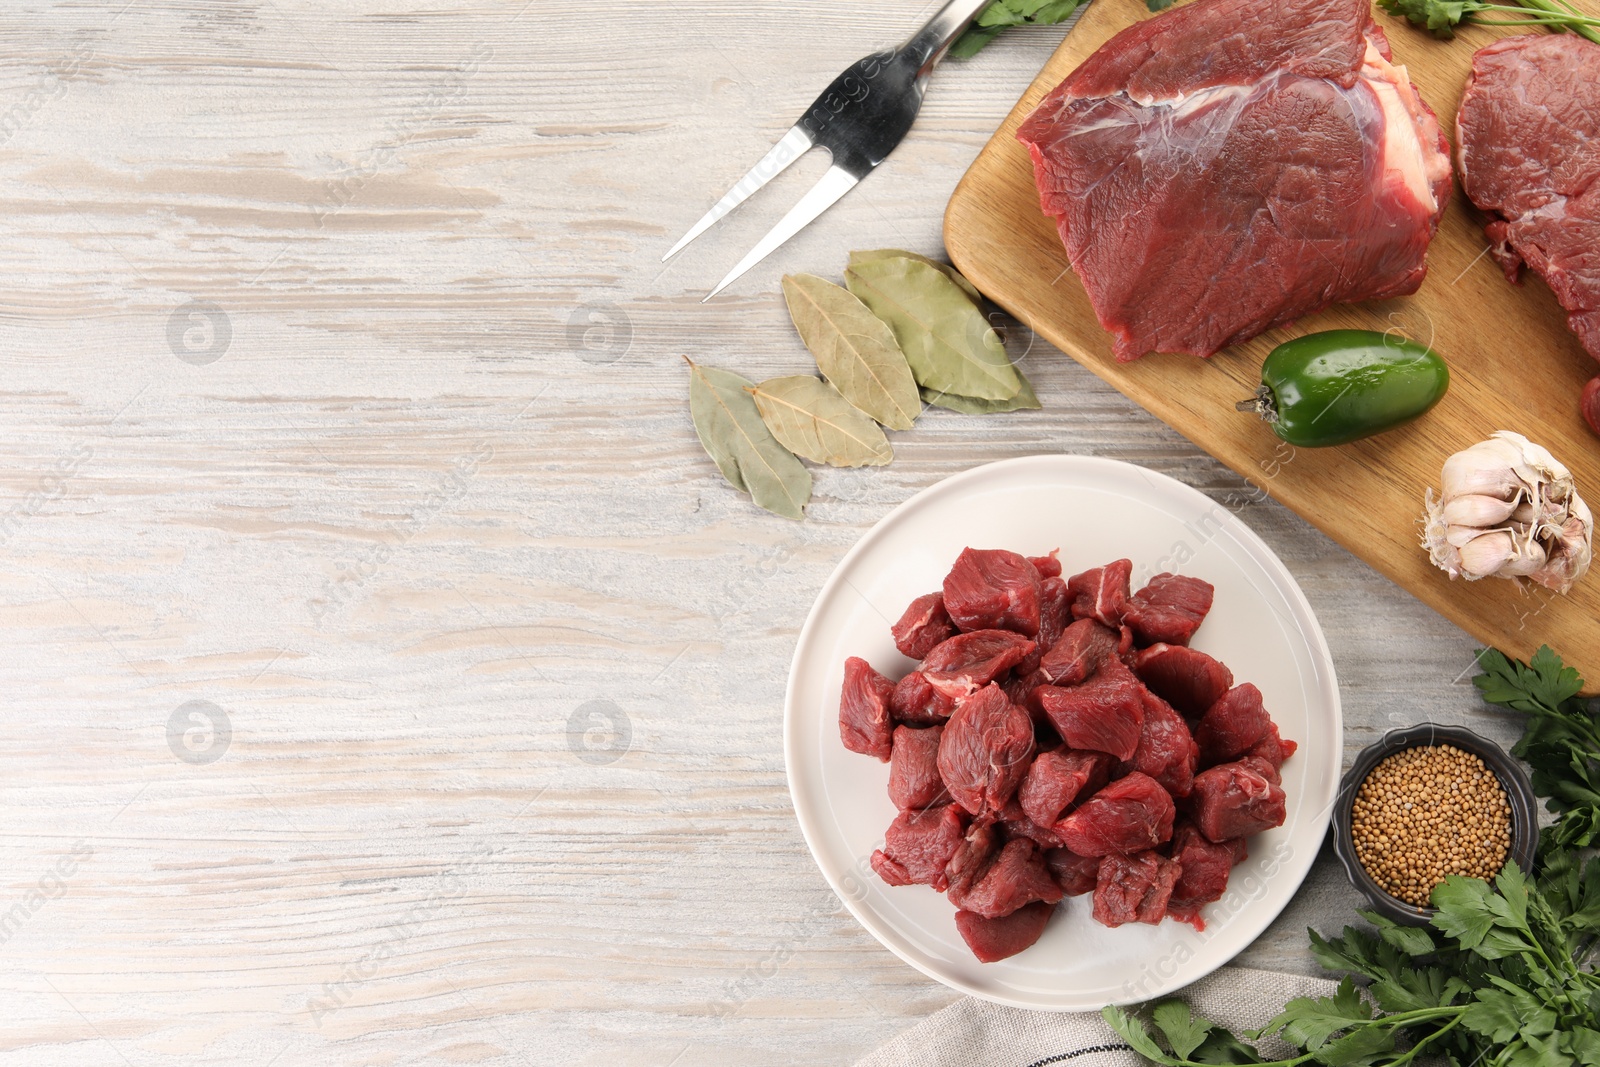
952 0 1087 58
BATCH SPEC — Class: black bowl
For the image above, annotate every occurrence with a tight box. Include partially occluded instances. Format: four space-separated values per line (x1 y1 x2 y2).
1331 722 1539 926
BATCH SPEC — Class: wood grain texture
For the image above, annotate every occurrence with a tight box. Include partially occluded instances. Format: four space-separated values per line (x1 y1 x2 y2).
945 0 1600 683
0 1 1539 1065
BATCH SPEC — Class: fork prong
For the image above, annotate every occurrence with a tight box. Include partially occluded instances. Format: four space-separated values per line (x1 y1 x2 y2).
662 126 814 262
703 165 861 301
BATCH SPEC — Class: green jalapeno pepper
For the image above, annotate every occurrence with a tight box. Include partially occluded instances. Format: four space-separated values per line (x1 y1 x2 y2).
1239 329 1450 448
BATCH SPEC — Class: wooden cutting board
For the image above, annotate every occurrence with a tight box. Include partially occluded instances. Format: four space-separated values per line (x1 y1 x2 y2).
945 0 1600 686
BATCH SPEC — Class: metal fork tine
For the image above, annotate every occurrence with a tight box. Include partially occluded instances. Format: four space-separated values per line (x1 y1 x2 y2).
662 126 814 262
702 165 861 301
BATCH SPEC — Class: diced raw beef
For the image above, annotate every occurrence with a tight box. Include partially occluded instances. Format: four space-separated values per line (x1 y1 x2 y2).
890 671 956 726
888 724 947 810
1066 560 1132 625
1059 772 1176 856
840 657 895 761
948 838 1065 918
955 900 1055 963
1194 683 1272 766
1017 576 1071 675
1120 688 1200 798
943 548 1043 637
1002 667 1051 712
1131 644 1235 719
1019 748 1114 827
1245 723 1298 771
1031 658 1145 761
1240 754 1283 787
1190 759 1287 842
944 821 1000 900
891 592 957 660
1029 552 1063 579
1457 34 1600 408
1015 0 1451 360
1093 851 1182 928
871 804 968 890
1045 847 1101 896
937 685 1036 818
1122 574 1214 647
1168 820 1248 929
1039 618 1121 686
999 796 1066 850
921 629 1036 699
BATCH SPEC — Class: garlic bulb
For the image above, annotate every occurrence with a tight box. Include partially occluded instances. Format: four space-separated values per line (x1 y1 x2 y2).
1422 431 1593 593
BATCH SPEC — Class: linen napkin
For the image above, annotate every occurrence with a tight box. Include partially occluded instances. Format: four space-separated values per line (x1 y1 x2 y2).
854 966 1339 1067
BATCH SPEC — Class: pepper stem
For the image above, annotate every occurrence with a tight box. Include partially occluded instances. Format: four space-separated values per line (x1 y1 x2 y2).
1236 384 1278 424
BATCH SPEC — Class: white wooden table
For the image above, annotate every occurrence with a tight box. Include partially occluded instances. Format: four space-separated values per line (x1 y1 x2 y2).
0 3 1520 1063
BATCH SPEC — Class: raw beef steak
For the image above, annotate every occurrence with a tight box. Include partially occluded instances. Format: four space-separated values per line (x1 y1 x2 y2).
1016 0 1450 360
1457 34 1600 424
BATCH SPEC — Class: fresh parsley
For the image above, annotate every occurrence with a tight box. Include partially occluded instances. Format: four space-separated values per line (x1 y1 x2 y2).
952 0 1171 58
1378 0 1600 46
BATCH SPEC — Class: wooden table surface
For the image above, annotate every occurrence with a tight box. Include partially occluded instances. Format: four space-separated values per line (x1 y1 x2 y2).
0 2 1531 1064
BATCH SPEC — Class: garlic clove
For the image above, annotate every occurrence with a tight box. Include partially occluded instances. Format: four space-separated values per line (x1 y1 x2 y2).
1442 493 1520 527
1455 530 1520 578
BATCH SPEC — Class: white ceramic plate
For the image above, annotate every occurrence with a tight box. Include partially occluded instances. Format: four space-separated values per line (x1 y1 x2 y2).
784 455 1341 1011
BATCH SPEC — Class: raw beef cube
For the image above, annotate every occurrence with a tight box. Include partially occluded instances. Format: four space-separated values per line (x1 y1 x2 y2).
1045 847 1101 896
955 900 1055 963
1019 748 1114 827
943 547 1043 637
1031 658 1145 761
1066 559 1132 625
888 724 947 810
1167 820 1247 930
1120 688 1200 798
1028 551 1063 579
840 657 895 761
1194 683 1272 766
1017 576 1072 676
949 838 1065 918
998 797 1066 850
921 629 1036 699
890 671 956 726
1039 618 1121 685
891 592 957 660
1122 574 1215 647
870 804 968 890
944 821 1000 900
1059 771 1176 856
1002 667 1051 711
1244 724 1298 771
937 685 1035 818
1131 643 1235 719
1239 754 1283 786
1093 851 1181 928
1189 759 1287 842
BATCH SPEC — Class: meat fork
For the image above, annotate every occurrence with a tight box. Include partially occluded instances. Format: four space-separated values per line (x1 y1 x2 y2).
664 0 993 300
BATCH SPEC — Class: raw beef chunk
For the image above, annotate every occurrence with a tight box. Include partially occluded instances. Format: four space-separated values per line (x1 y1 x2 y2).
943 548 1043 636
1059 772 1176 856
999 797 1066 850
1002 667 1051 712
1167 820 1247 929
891 592 958 660
1244 724 1298 770
1032 658 1145 761
890 671 955 726
1120 689 1199 798
1045 847 1101 896
1131 644 1235 719
840 657 895 761
1190 759 1287 842
937 685 1036 818
948 838 1065 918
871 804 968 890
1194 683 1272 766
1018 576 1072 675
1093 851 1181 927
944 821 1000 899
1039 618 1121 686
888 724 946 810
1029 552 1063 579
1019 749 1114 827
1015 0 1450 360
1122 574 1214 647
1240 754 1283 787
921 629 1036 699
1066 560 1132 625
955 900 1055 963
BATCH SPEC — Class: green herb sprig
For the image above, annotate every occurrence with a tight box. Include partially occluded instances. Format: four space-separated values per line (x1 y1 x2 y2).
952 0 1172 59
1103 646 1600 1067
1378 0 1600 46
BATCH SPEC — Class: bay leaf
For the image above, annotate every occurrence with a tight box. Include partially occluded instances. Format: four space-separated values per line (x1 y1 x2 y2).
781 274 920 431
685 357 811 520
920 368 1041 414
845 258 1021 402
750 376 893 468
847 248 983 305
